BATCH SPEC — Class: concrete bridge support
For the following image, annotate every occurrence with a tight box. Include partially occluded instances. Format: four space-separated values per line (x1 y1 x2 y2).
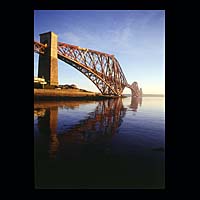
38 32 58 86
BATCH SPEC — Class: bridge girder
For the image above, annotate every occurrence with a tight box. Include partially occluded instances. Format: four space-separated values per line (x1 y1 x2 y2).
34 41 142 97
34 41 46 55
57 42 127 96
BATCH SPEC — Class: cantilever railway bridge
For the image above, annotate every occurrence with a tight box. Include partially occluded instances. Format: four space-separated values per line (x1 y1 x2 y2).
34 32 142 97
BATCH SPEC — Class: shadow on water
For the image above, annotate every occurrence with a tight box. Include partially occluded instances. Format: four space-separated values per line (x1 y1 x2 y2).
34 97 164 189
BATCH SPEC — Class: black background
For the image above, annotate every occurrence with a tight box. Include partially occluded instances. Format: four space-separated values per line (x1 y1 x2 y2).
6 0 187 197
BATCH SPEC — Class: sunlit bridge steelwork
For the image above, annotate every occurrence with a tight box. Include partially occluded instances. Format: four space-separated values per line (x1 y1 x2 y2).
34 41 46 55
34 31 142 97
57 42 127 96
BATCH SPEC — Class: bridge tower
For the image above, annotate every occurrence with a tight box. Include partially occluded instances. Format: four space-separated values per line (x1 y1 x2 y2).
38 32 58 86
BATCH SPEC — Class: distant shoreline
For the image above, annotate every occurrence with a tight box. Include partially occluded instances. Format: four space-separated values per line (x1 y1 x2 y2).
34 89 124 101
124 94 164 97
34 89 164 102
143 94 164 97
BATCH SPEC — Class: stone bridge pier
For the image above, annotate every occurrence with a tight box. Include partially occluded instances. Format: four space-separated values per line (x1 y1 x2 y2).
38 32 58 86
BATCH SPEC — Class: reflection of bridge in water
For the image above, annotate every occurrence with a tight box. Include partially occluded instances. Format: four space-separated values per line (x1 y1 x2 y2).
129 97 142 112
34 97 142 159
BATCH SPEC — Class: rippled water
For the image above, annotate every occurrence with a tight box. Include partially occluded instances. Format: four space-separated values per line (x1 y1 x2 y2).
34 96 165 189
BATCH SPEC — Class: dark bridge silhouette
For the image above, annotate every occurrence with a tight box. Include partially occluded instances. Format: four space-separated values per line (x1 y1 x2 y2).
34 32 142 97
34 97 141 159
34 98 126 159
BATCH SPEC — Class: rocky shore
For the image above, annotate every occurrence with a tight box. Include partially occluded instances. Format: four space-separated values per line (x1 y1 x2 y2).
34 89 122 101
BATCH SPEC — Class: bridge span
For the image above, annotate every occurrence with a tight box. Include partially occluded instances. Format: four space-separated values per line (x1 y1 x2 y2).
34 31 142 97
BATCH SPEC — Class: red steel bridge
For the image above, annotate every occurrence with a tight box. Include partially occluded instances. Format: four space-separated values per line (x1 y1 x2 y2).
34 32 142 97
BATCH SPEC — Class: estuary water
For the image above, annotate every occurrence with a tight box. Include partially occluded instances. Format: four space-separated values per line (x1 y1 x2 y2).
34 96 165 189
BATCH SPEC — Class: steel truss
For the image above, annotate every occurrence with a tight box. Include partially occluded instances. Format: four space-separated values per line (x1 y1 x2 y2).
34 41 142 96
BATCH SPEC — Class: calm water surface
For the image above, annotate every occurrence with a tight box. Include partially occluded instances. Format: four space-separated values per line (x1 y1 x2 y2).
34 97 165 189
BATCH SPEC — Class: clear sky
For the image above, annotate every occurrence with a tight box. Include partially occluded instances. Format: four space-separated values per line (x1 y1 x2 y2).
34 10 165 94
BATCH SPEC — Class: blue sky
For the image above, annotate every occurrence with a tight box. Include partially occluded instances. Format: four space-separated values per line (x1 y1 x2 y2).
34 10 165 94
